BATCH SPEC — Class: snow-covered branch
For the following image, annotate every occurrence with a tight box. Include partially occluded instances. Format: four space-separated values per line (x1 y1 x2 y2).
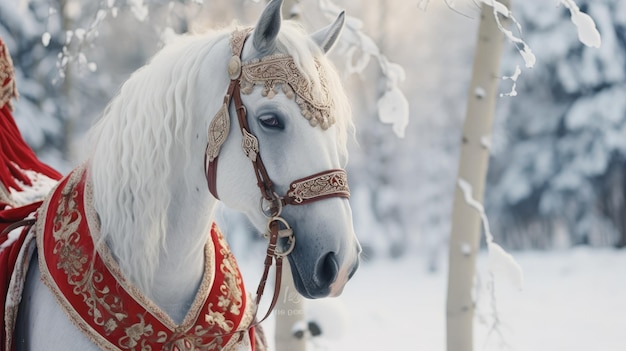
457 177 523 347
42 1 113 77
42 0 197 79
481 0 600 66
457 178 523 290
559 0 601 48
318 0 409 138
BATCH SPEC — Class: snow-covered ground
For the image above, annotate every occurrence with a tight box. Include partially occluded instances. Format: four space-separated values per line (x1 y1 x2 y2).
240 248 626 351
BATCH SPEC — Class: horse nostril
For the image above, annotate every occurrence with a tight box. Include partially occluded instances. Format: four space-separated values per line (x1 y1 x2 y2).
314 252 339 287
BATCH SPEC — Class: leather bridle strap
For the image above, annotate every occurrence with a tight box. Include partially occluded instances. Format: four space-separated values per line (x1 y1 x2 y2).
203 28 351 333
205 78 238 200
206 76 291 204
205 27 252 201
253 219 283 323
232 82 277 203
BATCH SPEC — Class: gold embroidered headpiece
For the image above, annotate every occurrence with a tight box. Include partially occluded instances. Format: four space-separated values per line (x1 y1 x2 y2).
206 28 347 200
230 28 335 130
239 54 335 130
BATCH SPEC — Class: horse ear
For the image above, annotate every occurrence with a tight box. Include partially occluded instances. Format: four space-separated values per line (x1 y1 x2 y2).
253 0 283 55
311 11 345 54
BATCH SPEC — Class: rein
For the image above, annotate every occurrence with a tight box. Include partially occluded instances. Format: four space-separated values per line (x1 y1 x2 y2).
204 28 350 333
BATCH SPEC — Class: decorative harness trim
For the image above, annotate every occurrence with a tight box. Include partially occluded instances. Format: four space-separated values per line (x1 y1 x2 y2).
239 54 334 129
285 169 349 205
36 164 256 351
204 28 351 331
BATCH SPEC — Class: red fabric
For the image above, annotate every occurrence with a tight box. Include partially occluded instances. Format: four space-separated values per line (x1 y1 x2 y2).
37 167 254 350
0 105 62 194
0 36 61 197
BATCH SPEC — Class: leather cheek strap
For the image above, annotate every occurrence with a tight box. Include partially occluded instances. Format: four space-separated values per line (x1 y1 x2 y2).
205 78 239 200
205 153 220 200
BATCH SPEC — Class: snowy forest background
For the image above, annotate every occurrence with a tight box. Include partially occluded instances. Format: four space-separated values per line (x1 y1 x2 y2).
3 0 625 258
1 0 626 349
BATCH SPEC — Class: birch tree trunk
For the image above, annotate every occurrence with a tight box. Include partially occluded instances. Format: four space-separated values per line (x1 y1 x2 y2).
445 2 510 351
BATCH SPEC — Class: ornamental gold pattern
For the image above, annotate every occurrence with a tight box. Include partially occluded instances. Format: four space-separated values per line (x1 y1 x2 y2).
240 54 335 130
37 165 254 351
288 170 349 204
206 103 230 163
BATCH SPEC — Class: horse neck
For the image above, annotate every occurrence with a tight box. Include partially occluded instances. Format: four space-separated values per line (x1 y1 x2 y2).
91 153 219 324
89 34 234 323
150 173 218 323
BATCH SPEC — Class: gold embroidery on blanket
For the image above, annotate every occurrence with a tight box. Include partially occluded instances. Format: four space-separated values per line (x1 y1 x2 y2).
49 168 252 350
217 231 244 316
52 173 129 335
119 314 154 349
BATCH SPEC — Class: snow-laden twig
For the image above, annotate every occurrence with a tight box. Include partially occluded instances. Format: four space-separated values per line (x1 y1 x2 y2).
500 64 521 97
457 178 524 291
559 0 601 48
457 178 522 348
318 0 409 138
43 1 111 79
474 0 600 98
480 0 536 68
480 272 510 351
46 0 189 80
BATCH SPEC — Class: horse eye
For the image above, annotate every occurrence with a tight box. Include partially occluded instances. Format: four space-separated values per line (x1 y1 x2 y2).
259 114 284 130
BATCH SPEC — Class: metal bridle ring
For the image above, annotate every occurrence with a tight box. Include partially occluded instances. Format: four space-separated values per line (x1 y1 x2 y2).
266 216 295 257
259 193 283 218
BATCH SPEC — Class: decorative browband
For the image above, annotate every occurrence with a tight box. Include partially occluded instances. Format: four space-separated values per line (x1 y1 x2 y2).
239 54 334 130
284 169 350 205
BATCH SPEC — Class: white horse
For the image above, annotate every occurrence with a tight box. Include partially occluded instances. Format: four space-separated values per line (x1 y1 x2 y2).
12 0 360 350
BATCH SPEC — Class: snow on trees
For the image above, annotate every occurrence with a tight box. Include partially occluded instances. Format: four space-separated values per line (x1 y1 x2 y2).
487 0 625 249
3 0 622 350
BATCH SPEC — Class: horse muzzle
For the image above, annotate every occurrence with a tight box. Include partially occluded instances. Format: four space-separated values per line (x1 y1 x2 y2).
288 240 360 299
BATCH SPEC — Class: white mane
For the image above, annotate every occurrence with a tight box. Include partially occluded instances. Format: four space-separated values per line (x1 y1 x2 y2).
88 22 353 291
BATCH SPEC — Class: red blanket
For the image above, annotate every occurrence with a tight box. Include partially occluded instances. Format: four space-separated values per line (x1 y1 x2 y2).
35 165 256 350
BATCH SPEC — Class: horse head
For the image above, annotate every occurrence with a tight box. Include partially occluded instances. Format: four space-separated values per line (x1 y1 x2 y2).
211 0 360 299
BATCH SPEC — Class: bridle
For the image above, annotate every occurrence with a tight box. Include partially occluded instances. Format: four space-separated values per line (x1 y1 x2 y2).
203 28 351 330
